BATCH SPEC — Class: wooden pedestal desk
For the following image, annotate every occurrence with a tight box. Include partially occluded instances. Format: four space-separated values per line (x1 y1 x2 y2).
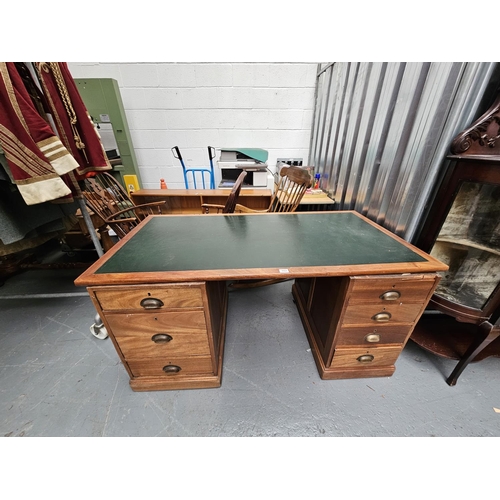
74 211 447 391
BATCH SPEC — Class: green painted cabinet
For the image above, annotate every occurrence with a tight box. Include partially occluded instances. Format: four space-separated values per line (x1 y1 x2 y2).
74 78 142 187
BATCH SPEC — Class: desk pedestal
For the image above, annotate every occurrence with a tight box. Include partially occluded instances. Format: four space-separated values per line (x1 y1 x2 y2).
88 273 438 390
86 272 438 390
292 274 439 379
87 281 227 391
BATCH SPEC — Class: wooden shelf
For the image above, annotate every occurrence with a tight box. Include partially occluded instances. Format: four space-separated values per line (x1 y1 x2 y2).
411 313 500 361
131 188 271 214
131 188 335 214
435 237 500 256
301 191 335 205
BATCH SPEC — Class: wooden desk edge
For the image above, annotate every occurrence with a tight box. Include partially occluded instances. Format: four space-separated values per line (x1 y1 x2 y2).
74 211 448 287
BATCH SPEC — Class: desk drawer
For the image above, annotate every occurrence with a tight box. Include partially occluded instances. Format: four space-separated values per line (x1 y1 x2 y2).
106 310 211 359
341 302 424 326
110 329 211 359
93 284 204 311
347 275 436 305
127 356 214 378
335 324 409 346
330 345 401 369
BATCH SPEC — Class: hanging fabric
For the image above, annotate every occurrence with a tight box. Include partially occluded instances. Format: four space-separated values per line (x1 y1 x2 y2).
13 62 51 120
0 62 80 205
0 62 112 207
35 62 111 180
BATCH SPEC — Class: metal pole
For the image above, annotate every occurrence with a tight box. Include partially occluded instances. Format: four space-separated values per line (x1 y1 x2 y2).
76 196 104 258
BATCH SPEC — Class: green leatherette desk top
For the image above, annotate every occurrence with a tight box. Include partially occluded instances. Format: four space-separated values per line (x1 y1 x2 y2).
75 211 447 286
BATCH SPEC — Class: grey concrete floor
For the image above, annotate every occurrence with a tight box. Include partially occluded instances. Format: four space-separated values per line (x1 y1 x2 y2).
1 265 499 439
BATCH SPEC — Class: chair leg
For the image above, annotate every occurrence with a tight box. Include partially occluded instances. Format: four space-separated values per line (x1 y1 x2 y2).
96 226 115 252
446 320 500 386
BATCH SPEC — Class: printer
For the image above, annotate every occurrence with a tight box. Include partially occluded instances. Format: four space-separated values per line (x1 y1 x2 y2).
218 148 273 189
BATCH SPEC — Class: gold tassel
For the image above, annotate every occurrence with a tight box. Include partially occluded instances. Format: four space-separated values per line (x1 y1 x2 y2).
43 62 89 163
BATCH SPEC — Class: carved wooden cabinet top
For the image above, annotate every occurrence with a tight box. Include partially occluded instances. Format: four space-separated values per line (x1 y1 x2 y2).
449 95 500 160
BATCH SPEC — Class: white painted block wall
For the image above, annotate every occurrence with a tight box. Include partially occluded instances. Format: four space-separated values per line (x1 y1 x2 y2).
67 62 318 189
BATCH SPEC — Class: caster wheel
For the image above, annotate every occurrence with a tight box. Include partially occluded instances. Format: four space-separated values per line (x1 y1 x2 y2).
90 323 108 340
90 316 108 340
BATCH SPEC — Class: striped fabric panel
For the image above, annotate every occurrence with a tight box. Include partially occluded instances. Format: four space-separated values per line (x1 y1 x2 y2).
0 124 55 178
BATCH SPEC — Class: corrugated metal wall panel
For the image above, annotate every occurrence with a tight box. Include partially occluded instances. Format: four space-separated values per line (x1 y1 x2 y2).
309 62 498 242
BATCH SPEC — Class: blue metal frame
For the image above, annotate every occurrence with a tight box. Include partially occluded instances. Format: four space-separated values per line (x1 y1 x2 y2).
172 146 215 189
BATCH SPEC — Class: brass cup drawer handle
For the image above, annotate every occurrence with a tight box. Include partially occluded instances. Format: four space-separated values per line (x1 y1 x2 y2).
140 297 164 309
380 290 401 301
152 333 173 344
371 312 392 322
357 354 374 363
163 365 181 374
364 333 380 343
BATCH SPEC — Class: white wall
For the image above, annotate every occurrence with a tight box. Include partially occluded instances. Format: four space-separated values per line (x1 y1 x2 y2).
67 62 318 189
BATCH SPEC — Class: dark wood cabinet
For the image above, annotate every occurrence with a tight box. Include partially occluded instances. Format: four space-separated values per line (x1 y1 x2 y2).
412 94 500 385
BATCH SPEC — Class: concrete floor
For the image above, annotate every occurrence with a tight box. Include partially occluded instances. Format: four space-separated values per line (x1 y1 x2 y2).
2 266 497 500
1 263 499 439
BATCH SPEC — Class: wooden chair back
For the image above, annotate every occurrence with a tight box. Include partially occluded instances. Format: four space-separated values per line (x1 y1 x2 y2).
222 171 247 213
82 172 165 240
268 166 313 212
234 166 312 214
202 171 247 214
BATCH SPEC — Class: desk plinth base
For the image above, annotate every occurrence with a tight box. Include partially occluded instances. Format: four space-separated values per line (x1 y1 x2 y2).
129 373 222 392
127 343 225 391
292 281 397 380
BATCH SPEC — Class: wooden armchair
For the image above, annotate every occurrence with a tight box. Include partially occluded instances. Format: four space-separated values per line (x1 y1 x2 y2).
235 165 312 214
82 172 166 247
201 171 247 214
